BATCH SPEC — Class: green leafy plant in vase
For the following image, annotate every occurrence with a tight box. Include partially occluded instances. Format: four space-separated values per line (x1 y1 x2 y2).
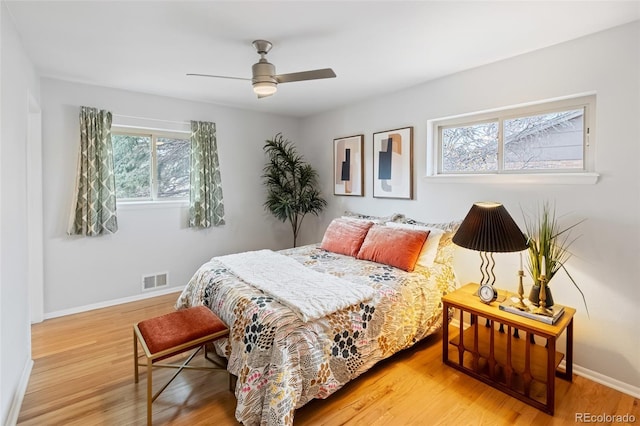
523 201 588 314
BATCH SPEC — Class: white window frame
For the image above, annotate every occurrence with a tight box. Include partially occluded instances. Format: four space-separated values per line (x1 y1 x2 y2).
426 94 599 184
112 126 191 205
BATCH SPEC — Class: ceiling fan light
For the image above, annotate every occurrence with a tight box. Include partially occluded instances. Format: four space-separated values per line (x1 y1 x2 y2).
253 81 277 96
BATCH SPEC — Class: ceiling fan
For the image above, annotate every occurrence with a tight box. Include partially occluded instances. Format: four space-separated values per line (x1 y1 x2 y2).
187 40 336 99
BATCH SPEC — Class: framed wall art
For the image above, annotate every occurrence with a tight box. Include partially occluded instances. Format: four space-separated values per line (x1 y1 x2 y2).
372 126 413 199
334 134 364 196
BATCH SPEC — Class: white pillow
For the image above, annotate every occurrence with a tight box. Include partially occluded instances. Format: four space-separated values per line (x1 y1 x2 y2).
385 221 444 268
342 211 404 224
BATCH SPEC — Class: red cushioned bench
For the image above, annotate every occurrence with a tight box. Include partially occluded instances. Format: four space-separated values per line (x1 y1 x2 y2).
133 306 230 425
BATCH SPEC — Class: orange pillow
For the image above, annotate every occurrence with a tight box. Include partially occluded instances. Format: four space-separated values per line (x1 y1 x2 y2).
356 225 429 272
320 218 374 257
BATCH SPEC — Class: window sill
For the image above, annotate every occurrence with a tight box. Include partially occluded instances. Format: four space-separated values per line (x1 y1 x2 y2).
116 200 189 210
424 172 599 185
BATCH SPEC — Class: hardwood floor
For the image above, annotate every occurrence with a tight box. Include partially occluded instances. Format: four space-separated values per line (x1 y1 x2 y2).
18 293 638 425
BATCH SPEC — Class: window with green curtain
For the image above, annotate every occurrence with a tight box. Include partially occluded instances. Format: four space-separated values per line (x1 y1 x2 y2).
68 106 118 236
189 120 225 228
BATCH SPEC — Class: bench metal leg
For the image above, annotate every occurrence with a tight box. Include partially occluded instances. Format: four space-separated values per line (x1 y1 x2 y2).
147 357 152 426
151 347 202 402
136 344 231 425
134 330 139 383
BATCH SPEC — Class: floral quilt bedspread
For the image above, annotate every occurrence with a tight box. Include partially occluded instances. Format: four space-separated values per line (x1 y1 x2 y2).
175 244 457 425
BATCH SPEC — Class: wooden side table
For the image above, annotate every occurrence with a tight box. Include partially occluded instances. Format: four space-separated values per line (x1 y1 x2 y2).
442 283 575 415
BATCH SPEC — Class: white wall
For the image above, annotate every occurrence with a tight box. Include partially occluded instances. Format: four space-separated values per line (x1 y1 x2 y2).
41 79 301 314
4 14 638 423
1 3 41 424
300 22 640 392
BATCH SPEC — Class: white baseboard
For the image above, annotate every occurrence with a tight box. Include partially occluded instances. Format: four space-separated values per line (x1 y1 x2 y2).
4 359 33 426
43 286 183 320
561 361 640 399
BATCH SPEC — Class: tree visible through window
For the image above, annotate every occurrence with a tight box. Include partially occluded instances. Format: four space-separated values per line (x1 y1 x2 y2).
157 137 190 198
435 95 593 175
112 131 190 201
503 110 583 170
442 122 498 172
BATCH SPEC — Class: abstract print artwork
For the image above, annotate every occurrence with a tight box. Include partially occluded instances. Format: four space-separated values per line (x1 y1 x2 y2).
334 134 364 196
373 127 413 199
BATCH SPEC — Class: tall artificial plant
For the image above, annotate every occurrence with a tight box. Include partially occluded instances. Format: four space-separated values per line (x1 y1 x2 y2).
262 133 327 247
523 201 588 314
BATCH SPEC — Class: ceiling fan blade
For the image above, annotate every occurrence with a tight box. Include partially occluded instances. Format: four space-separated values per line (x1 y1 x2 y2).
186 73 251 81
275 68 336 84
257 92 274 99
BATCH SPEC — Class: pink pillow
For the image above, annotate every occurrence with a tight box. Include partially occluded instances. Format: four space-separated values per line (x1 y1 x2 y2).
385 222 445 268
321 218 374 257
356 225 429 272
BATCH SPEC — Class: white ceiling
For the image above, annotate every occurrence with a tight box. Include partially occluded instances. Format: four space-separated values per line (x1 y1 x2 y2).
5 1 639 117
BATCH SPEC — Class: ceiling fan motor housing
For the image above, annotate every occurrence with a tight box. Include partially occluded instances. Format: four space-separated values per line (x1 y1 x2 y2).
252 60 277 85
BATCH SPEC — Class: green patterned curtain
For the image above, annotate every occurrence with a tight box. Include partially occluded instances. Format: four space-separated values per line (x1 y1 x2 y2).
189 121 225 228
68 106 118 236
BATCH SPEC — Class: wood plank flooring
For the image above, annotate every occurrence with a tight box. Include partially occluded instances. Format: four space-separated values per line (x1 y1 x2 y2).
18 293 639 425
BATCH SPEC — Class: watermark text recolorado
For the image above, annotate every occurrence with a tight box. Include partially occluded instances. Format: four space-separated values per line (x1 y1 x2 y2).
575 412 636 423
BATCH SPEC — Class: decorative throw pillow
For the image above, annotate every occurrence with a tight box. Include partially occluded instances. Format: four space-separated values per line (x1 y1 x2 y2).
385 222 445 268
356 225 429 272
393 217 462 265
394 216 461 233
343 210 405 224
320 218 374 257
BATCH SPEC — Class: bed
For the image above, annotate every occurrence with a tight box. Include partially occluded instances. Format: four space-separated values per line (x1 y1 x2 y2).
175 214 459 425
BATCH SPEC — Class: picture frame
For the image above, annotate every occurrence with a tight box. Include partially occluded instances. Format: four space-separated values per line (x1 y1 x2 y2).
372 126 413 199
333 134 364 196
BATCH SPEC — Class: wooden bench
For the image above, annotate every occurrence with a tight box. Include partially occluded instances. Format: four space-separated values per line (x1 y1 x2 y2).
133 306 230 425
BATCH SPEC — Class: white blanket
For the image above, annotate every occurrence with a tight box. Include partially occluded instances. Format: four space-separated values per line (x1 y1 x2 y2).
216 249 375 322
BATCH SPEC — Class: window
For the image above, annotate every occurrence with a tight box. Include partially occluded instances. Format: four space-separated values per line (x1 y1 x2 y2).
431 95 596 180
112 129 190 201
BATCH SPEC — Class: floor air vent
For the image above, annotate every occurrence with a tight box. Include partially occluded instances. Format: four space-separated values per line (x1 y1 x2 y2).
142 273 168 291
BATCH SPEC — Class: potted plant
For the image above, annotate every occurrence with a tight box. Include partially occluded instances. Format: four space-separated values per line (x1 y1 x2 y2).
263 133 327 247
523 201 588 313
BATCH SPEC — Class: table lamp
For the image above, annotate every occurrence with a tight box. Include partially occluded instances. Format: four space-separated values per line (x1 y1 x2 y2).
453 202 528 302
